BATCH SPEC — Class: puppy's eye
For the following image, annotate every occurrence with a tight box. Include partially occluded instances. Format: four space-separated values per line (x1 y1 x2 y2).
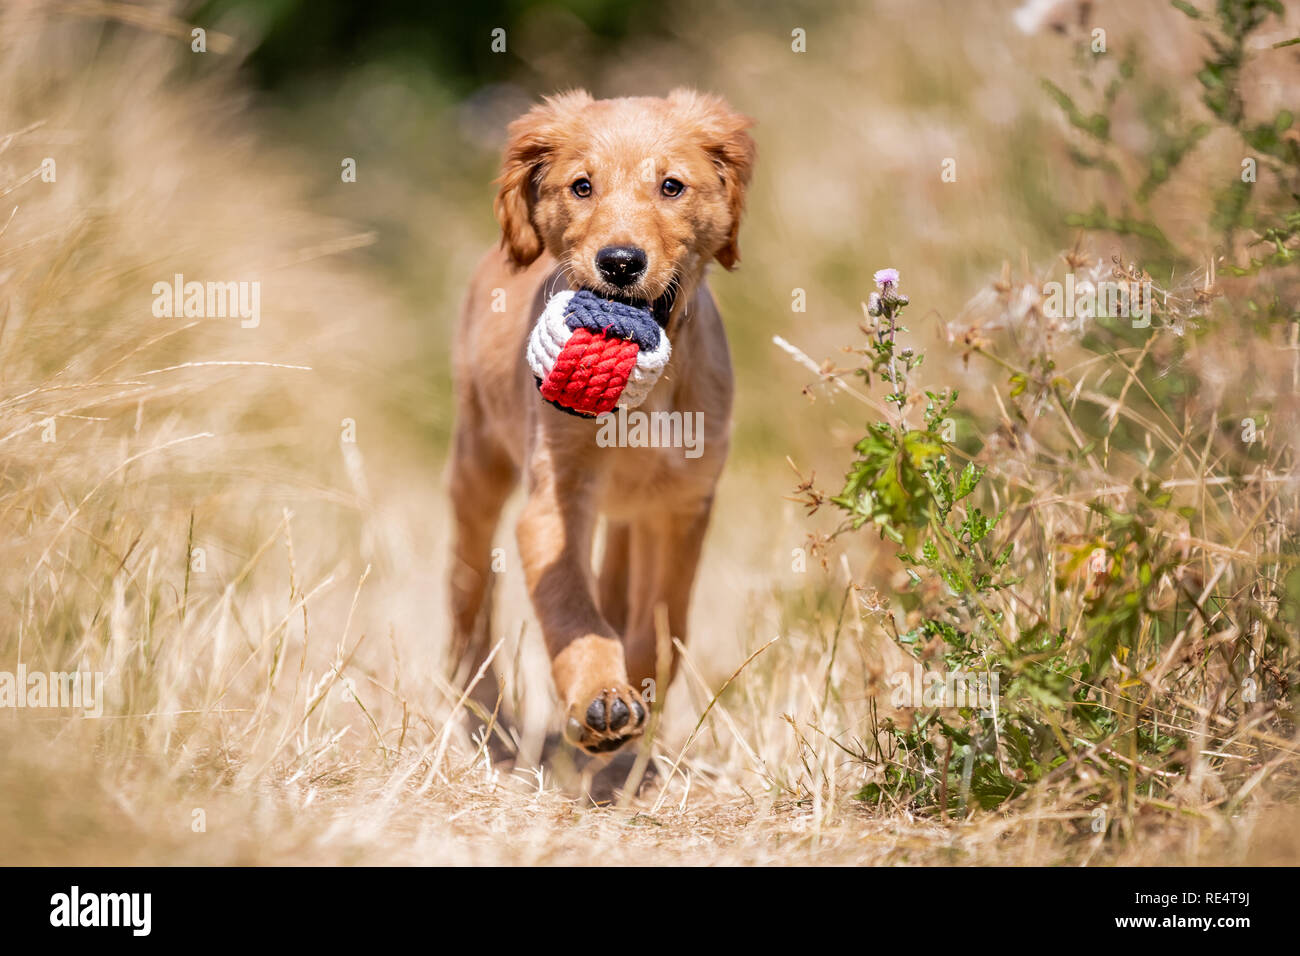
660 178 685 198
571 177 592 198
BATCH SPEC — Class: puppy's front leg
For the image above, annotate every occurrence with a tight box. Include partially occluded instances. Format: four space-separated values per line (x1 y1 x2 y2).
516 446 648 754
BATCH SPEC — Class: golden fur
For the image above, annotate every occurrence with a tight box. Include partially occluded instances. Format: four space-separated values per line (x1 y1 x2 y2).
448 88 755 754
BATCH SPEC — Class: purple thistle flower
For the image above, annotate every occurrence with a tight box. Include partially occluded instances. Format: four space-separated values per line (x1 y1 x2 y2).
873 268 900 291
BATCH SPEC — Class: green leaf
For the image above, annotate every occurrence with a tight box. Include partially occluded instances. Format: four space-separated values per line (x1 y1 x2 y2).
954 462 985 501
1042 80 1110 142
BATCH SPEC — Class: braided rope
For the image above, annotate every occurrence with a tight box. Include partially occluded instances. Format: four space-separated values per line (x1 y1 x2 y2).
564 290 662 350
526 290 671 416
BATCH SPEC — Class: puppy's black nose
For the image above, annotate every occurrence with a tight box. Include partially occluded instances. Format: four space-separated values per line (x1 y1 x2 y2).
595 246 647 288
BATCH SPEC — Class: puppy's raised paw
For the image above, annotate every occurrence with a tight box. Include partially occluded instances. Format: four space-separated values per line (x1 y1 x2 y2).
563 684 647 754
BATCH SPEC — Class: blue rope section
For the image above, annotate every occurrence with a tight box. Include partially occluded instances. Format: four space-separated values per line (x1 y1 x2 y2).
563 289 661 351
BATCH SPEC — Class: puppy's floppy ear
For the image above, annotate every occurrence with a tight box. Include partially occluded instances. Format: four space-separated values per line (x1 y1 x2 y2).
494 90 593 268
669 88 756 270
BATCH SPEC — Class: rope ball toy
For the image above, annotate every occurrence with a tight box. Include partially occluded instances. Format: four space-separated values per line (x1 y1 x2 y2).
526 290 671 417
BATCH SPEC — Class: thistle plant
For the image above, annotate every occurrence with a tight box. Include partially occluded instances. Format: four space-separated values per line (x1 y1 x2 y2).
794 0 1300 828
866 267 909 404
791 270 1024 812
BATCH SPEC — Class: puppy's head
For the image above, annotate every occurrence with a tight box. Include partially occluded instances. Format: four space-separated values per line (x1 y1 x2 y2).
494 89 755 312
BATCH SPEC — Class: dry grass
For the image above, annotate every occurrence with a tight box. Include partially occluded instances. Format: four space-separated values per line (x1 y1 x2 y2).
1 0 1298 865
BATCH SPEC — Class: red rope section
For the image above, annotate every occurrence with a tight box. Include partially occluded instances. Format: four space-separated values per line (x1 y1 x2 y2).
538 328 641 416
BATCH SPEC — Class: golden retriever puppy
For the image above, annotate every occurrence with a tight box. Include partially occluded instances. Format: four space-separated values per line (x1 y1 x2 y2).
448 88 755 754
